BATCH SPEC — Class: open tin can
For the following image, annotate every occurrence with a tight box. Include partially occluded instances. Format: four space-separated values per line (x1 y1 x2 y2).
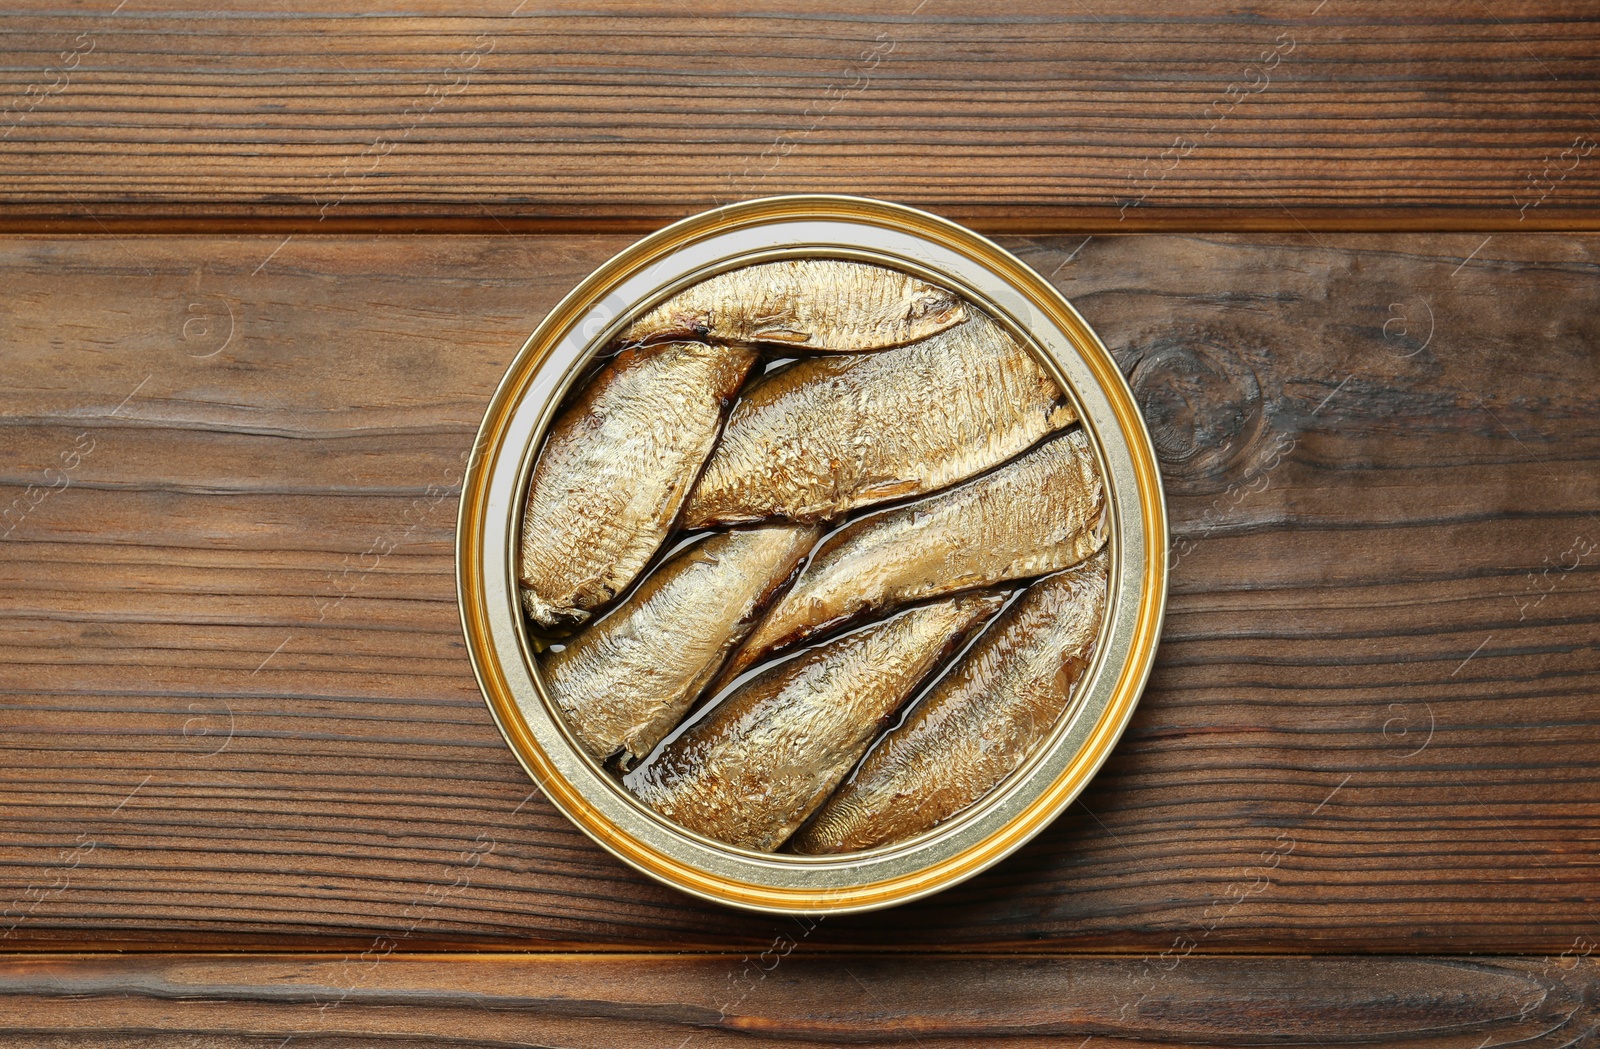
457 195 1167 914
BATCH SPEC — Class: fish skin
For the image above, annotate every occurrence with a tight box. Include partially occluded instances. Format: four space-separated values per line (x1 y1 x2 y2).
792 551 1109 854
539 524 820 766
680 313 1078 530
619 259 967 353
625 591 1006 852
712 428 1105 690
518 341 757 629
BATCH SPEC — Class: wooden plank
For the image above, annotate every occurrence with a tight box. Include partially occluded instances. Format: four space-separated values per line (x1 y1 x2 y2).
1 233 1598 953
2 3 1600 232
1 952 1596 1046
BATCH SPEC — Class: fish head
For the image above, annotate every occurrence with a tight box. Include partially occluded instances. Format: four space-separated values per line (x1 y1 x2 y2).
626 307 715 346
903 286 968 340
520 586 592 631
684 309 716 340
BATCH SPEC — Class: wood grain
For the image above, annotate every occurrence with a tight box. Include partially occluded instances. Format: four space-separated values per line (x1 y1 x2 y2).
3 2 1600 232
1 232 1598 954
1 952 1597 1046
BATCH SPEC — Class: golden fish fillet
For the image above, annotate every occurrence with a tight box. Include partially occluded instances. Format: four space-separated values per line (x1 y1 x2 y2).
539 523 819 766
625 591 1005 852
792 551 1109 854
713 428 1105 690
518 342 757 629
619 259 967 352
681 312 1077 529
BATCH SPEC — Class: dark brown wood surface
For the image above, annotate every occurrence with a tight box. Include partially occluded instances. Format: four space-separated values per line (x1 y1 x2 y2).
3 2 1600 232
3 232 1597 958
5 2 1600 1039
3 952 1598 1047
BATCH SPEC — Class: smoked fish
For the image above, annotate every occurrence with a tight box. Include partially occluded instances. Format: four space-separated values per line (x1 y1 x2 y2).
625 591 1006 852
540 523 819 766
712 428 1105 689
681 312 1077 529
792 551 1109 854
518 341 757 629
620 259 966 353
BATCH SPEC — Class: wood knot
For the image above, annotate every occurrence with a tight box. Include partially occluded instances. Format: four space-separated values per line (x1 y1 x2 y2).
1122 336 1268 490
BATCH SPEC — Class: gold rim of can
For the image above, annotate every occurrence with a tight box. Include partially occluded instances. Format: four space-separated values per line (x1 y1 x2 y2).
456 195 1169 915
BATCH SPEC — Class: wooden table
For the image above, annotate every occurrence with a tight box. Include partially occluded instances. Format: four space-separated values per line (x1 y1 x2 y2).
3 4 1599 1044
